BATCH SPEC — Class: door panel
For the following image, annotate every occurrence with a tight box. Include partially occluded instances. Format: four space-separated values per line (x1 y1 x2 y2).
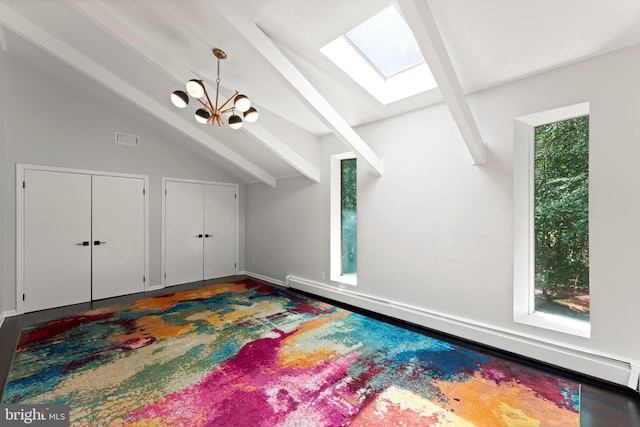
204 184 237 279
24 170 92 312
165 181 204 286
92 175 145 300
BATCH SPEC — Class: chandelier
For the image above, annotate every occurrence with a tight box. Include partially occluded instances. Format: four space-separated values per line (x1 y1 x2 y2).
170 48 258 129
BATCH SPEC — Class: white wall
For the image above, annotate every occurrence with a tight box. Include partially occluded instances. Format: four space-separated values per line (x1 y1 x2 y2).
0 48 5 323
1 52 245 313
246 175 329 282
245 43 640 386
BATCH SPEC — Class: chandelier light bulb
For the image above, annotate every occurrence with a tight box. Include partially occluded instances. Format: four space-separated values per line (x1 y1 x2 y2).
228 114 243 129
244 107 259 123
186 79 205 99
195 108 211 124
234 94 251 112
171 90 189 108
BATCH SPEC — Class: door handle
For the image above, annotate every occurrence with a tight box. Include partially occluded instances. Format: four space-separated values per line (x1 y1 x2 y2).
204 234 212 238
195 234 203 238
76 241 90 246
94 241 107 245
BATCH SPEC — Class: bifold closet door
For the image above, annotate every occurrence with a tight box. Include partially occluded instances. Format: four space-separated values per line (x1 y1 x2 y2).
204 184 236 279
92 175 145 300
165 181 204 286
23 170 92 312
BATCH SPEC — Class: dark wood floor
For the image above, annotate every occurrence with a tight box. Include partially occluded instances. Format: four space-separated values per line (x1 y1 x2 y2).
1 275 638 426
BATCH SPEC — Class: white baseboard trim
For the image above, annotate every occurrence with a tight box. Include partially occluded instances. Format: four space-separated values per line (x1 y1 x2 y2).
286 274 638 391
242 271 287 287
0 310 18 329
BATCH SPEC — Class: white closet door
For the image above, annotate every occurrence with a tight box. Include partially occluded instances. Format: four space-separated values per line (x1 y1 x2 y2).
92 175 145 300
165 181 204 286
23 170 92 312
204 184 237 279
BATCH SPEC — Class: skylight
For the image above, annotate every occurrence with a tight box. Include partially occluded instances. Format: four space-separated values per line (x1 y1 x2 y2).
344 6 425 79
321 6 437 105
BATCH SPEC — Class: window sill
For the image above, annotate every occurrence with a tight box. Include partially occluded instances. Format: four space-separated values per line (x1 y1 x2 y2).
516 311 590 338
331 274 357 287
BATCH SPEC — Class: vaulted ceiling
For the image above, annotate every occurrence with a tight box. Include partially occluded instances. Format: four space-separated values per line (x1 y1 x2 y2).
1 0 639 186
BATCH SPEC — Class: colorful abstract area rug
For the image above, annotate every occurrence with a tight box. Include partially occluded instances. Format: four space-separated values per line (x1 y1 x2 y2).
2 280 580 426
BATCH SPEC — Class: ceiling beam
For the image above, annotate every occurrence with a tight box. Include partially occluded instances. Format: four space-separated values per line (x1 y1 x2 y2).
396 0 487 165
243 123 320 183
209 0 384 177
0 3 277 187
65 0 320 185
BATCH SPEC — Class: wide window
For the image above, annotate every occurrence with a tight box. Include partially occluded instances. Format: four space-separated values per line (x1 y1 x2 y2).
513 103 590 337
331 153 357 285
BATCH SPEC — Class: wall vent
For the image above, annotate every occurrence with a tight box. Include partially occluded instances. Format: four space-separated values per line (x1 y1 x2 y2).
115 132 140 147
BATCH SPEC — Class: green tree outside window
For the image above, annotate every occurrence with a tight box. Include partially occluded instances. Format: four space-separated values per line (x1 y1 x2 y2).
534 116 589 320
341 158 357 275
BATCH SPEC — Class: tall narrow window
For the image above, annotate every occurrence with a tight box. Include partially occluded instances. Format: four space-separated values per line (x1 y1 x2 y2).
534 116 589 320
514 102 590 337
341 158 357 275
331 153 357 285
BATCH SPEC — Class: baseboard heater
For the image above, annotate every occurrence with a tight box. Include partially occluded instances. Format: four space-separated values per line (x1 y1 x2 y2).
284 274 639 392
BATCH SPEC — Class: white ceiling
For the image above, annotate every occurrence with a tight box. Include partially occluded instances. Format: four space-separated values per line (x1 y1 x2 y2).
1 0 639 184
